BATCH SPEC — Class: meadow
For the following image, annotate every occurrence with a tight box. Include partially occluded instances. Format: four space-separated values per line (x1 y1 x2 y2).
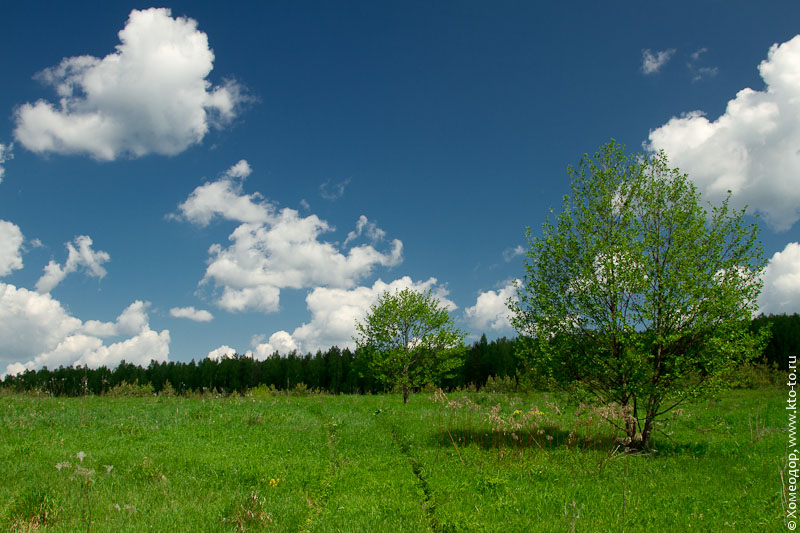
0 387 785 532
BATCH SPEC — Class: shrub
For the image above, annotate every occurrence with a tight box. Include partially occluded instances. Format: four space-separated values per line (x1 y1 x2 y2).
726 362 786 389
107 380 154 397
482 375 517 393
158 380 177 397
249 383 281 399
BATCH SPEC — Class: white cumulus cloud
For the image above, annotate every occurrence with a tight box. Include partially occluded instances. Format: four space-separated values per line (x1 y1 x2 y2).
758 242 800 315
259 276 455 355
202 214 403 313
0 220 24 276
249 331 298 359
216 285 281 313
648 34 800 231
36 235 110 293
13 8 243 160
176 162 404 314
83 301 150 337
224 159 252 179
0 285 169 378
170 306 214 322
207 344 237 361
172 160 271 226
464 281 518 333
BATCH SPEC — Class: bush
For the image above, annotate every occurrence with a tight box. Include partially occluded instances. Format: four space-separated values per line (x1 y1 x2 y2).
158 380 177 397
291 382 325 396
107 380 154 397
249 383 281 399
726 362 786 389
482 375 517 393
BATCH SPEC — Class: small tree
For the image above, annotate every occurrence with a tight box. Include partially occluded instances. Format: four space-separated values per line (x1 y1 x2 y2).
355 288 466 403
510 141 767 449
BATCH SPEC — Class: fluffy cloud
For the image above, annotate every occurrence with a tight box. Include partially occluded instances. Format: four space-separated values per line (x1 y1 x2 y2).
13 8 242 160
0 285 169 378
464 281 518 333
36 235 110 293
216 285 281 313
169 306 214 322
207 278 454 360
249 331 298 359
83 301 150 337
177 163 404 313
641 48 676 75
0 283 82 366
207 345 237 361
202 214 403 312
758 242 800 315
255 276 455 355
0 143 12 183
648 35 800 230
172 161 271 226
37 327 169 371
225 159 252 179
0 220 24 276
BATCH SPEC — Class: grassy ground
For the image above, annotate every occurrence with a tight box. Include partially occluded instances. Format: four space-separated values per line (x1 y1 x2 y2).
0 388 786 531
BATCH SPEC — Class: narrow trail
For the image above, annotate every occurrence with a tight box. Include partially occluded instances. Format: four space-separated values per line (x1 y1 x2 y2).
300 406 341 532
386 421 440 532
294 399 436 531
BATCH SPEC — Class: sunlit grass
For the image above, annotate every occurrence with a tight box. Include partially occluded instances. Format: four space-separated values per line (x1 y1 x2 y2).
0 388 784 531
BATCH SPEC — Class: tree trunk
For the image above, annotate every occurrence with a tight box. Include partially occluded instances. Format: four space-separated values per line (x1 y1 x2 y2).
640 411 655 450
403 385 409 404
624 411 642 449
625 408 656 451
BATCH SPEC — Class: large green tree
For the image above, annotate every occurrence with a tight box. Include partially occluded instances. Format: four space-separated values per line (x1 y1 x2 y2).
510 141 767 449
355 288 466 403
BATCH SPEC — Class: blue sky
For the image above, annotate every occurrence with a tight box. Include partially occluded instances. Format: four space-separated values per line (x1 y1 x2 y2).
1 1 799 376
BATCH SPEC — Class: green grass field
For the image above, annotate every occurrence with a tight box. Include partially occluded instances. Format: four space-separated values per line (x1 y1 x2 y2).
0 388 786 531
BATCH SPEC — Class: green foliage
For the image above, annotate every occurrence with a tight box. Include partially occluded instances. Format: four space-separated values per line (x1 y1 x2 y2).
0 336 526 397
248 383 281 399
355 288 466 403
158 380 177 397
511 140 768 449
482 375 518 393
751 313 800 369
725 361 786 389
107 380 154 397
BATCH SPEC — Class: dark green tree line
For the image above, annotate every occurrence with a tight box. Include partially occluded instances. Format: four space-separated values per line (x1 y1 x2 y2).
1 336 526 396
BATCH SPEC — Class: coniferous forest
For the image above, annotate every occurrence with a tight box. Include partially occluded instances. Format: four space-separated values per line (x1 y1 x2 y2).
1 334 520 396
3 313 796 396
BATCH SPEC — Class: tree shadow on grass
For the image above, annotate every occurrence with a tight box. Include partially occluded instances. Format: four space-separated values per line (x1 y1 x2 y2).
429 425 709 457
642 437 710 456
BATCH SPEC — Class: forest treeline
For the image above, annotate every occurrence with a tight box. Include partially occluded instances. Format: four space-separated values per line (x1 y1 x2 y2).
1 334 519 397
2 313 797 396
750 312 800 370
